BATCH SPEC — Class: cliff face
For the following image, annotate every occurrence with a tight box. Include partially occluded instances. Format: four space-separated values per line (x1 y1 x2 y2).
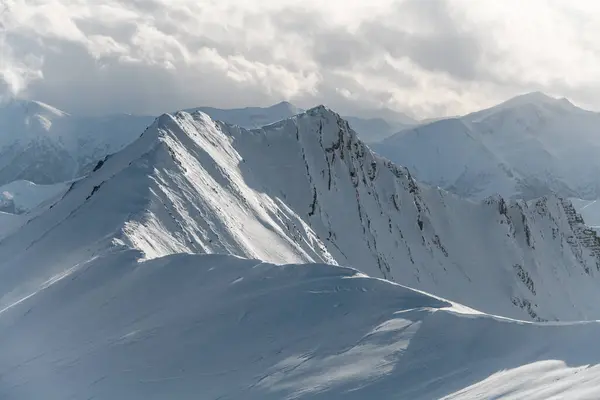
2 107 600 321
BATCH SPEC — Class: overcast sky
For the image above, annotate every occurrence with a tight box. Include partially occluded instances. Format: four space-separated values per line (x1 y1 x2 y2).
1 0 599 119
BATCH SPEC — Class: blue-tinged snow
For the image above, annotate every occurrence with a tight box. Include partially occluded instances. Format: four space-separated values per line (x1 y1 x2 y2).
2 107 600 323
2 106 600 399
1 252 600 399
0 180 69 213
0 99 154 185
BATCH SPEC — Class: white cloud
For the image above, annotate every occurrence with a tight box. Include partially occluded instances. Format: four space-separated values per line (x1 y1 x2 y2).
1 0 600 118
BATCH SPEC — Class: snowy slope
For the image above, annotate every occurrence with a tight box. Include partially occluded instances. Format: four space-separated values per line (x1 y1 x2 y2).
374 92 600 200
0 180 69 214
349 105 418 126
3 107 600 322
0 98 405 188
0 211 24 239
2 252 600 399
375 118 519 198
0 180 69 239
0 99 154 185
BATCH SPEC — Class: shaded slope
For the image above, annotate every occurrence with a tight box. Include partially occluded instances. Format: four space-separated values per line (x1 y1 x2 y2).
1 252 600 399
2 108 600 322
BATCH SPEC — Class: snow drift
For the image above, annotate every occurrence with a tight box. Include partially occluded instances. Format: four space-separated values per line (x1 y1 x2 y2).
1 252 600 399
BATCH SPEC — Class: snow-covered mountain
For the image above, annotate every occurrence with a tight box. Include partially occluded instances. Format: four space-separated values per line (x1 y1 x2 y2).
0 99 155 185
349 105 418 126
3 251 600 399
0 97 412 209
4 105 600 398
185 101 304 129
189 101 413 143
343 115 413 143
0 98 410 189
3 106 600 322
374 92 600 200
0 180 71 240
0 180 69 214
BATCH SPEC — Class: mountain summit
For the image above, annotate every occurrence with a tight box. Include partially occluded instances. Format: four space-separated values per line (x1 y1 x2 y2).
2 104 600 398
3 106 600 322
375 92 600 200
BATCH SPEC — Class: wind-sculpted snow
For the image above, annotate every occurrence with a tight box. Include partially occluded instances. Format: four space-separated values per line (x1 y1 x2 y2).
1 252 600 399
3 106 600 323
3 103 600 398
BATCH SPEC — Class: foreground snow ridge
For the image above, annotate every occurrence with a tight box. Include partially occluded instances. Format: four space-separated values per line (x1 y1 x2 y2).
1 252 600 399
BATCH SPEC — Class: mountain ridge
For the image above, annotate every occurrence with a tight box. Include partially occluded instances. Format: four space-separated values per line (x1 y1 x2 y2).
4 95 600 399
3 251 600 399
0 98 411 188
3 106 600 322
375 92 600 200
0 99 155 185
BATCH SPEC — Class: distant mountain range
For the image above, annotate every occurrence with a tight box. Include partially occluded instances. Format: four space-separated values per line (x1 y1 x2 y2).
0 99 414 187
374 92 600 200
187 101 417 143
0 99 154 185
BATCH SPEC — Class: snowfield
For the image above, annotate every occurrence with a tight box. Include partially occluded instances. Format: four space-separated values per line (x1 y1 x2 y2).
1 252 600 399
3 107 600 323
0 180 70 239
2 102 600 398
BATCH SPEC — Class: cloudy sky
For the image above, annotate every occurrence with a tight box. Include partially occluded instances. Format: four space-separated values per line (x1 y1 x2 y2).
1 0 599 119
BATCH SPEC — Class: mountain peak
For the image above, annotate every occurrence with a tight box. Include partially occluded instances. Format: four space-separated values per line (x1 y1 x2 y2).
0 98 69 118
464 91 582 124
270 100 296 109
306 104 335 115
491 91 581 114
183 101 303 129
8 102 600 323
501 91 561 107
